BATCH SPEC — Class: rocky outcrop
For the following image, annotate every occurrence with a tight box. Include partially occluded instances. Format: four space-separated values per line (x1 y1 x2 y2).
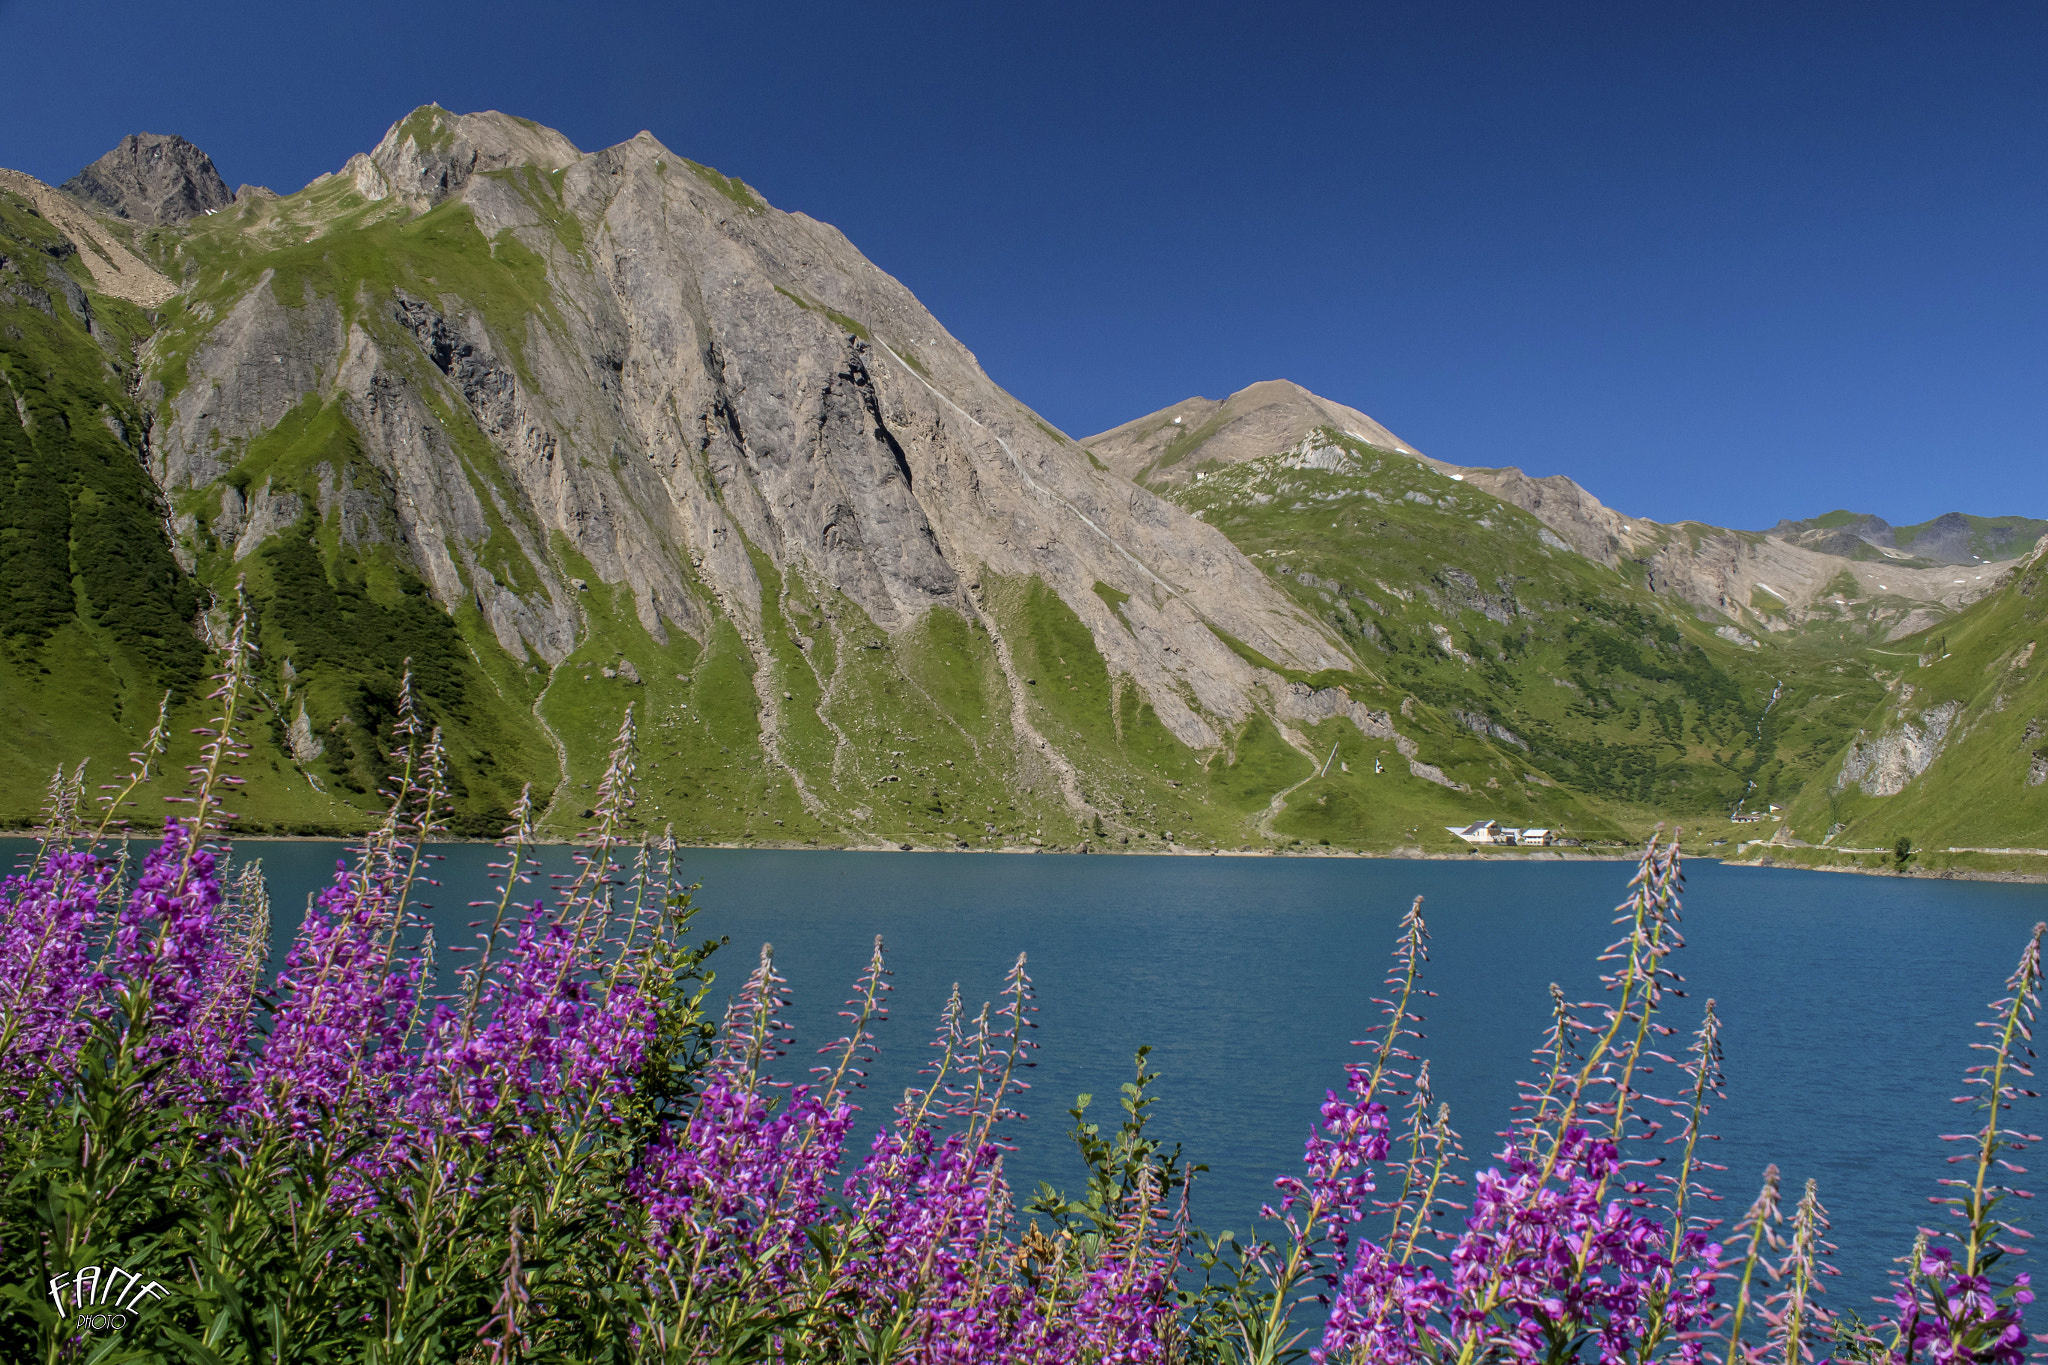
61 133 231 225
335 106 580 210
1454 709 1527 750
1836 701 1963 796
143 106 1344 752
1458 466 1651 566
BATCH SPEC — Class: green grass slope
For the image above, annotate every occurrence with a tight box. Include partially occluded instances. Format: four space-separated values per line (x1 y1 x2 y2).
1766 540 2048 870
1171 430 1884 839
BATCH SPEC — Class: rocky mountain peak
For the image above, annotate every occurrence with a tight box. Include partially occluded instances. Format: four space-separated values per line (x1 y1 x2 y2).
1084 379 1422 491
61 132 230 225
344 105 583 207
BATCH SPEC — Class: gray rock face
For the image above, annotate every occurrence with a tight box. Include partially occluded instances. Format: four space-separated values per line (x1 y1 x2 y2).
1836 700 1963 796
62 134 231 225
1770 512 1896 558
147 106 1344 757
1903 513 1978 563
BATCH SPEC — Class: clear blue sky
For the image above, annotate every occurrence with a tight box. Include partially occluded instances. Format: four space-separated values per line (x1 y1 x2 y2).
2 1 2040 530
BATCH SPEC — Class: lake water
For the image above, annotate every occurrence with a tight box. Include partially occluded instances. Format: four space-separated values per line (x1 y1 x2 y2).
11 836 2048 1311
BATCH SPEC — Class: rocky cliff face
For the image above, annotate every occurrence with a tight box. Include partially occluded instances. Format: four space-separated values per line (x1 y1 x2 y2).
61 133 231 225
0 107 1397 846
148 110 1342 741
1837 699 1964 796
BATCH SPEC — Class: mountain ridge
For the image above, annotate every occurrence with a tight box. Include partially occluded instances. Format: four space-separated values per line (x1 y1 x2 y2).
1088 384 2032 642
3 108 1399 850
1 107 2033 856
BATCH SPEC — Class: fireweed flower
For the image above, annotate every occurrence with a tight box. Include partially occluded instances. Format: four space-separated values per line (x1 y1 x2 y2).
1879 923 2048 1365
250 865 422 1140
0 846 115 1104
5 794 2043 1364
111 825 248 1100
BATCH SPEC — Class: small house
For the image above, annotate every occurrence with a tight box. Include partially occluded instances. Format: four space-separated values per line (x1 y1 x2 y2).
1520 828 1553 847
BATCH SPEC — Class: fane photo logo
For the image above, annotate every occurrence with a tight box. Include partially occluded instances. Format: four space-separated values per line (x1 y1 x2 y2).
47 1265 171 1332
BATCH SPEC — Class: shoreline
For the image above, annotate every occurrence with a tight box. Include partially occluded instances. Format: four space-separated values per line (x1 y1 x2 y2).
1725 856 2048 886
194 838 2048 880
6 829 1653 862
23 829 2046 880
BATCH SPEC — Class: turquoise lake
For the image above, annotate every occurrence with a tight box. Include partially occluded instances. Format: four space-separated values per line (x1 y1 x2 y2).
13 837 2047 1310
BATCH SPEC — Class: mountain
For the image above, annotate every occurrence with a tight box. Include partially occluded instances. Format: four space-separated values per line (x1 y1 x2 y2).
60 133 232 225
1085 380 1427 492
3 108 1459 849
1089 384 2027 646
1083 384 2048 862
1757 534 2048 870
3 109 2034 854
1084 395 1887 827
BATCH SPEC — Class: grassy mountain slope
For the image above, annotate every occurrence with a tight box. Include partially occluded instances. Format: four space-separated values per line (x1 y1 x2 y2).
8 112 2030 857
1754 538 2048 873
1160 427 1884 836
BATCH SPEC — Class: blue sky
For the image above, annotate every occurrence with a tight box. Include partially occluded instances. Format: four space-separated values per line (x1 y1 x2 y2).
2 1 2040 530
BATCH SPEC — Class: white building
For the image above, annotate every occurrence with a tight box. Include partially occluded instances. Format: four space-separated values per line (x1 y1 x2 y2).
1449 821 1558 847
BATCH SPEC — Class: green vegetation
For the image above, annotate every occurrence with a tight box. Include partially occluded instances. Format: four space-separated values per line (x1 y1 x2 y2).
683 159 766 213
393 105 457 152
0 193 217 814
247 514 547 832
1172 428 1883 836
821 306 870 342
1774 544 2048 857
1030 415 1069 446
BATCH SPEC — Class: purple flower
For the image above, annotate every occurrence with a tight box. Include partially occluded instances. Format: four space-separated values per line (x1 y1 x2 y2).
0 847 115 1098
